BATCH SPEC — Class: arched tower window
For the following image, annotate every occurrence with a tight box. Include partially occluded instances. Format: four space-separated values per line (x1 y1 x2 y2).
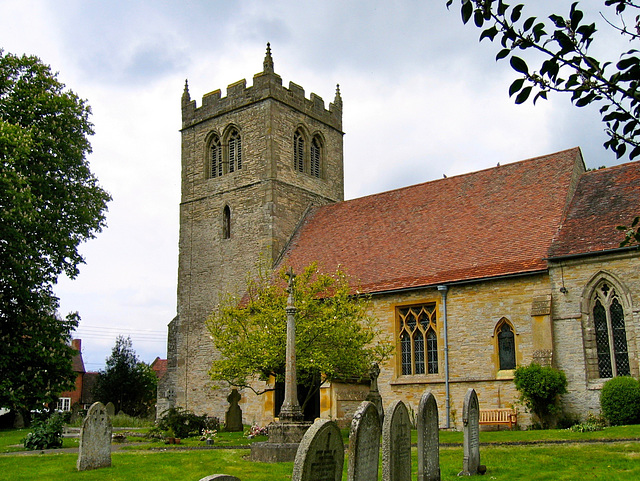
496 319 516 371
592 282 630 378
222 205 231 239
398 304 438 375
228 129 242 173
310 136 322 178
294 129 305 173
209 134 222 178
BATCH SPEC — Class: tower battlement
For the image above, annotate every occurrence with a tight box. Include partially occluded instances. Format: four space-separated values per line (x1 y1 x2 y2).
181 44 342 132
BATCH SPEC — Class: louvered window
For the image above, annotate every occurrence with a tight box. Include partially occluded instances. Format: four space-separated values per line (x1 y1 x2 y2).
399 304 438 375
210 135 222 178
311 137 321 178
222 205 231 239
593 283 629 378
294 130 304 172
228 129 241 173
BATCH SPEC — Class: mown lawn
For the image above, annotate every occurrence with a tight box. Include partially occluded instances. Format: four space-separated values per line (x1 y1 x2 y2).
1 425 639 480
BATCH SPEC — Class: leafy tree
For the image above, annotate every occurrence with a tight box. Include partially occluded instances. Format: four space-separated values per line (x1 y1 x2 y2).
207 263 393 411
447 1 640 245
0 50 110 415
513 363 568 428
94 336 158 417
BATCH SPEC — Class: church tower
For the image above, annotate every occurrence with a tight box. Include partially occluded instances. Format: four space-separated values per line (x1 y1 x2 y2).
162 45 344 419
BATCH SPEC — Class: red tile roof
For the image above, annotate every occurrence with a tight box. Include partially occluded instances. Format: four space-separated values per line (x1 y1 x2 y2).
151 357 168 379
548 161 640 258
278 148 585 293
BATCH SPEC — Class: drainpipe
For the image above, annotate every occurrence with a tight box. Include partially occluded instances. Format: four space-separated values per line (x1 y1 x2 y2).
437 285 451 429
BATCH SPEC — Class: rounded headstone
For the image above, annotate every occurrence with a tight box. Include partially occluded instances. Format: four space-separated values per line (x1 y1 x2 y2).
382 400 411 481
292 419 344 481
348 400 381 481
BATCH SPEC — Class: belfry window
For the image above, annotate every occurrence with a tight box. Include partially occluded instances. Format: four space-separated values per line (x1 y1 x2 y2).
228 129 242 173
399 304 438 375
497 321 516 370
310 137 321 178
593 282 629 378
209 135 222 178
294 130 305 173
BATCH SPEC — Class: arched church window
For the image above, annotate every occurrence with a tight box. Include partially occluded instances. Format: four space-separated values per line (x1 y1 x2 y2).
228 129 242 173
399 304 438 375
497 321 516 370
209 134 222 178
592 282 630 378
294 130 305 173
310 136 322 178
222 205 231 239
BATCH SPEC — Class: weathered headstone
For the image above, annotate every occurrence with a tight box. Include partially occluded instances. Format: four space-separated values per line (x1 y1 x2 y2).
105 402 115 417
417 390 440 481
458 389 485 476
77 401 112 471
365 362 384 424
225 388 243 432
292 419 344 481
382 400 412 481
348 400 381 481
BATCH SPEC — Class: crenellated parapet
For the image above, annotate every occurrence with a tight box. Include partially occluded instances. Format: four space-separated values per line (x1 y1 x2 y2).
181 43 342 132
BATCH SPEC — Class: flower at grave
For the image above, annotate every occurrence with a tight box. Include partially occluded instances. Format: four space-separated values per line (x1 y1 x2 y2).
201 429 217 441
245 423 268 439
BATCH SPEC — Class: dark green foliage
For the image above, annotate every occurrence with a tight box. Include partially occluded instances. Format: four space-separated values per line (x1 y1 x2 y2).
22 412 64 450
600 376 640 426
156 407 219 439
514 363 568 428
93 336 158 417
0 50 110 414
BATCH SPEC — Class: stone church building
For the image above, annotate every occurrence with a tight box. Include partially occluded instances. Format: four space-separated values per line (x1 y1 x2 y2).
159 46 640 429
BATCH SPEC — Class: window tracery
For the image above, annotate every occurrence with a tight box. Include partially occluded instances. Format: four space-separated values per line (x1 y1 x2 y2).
592 282 630 378
399 304 438 375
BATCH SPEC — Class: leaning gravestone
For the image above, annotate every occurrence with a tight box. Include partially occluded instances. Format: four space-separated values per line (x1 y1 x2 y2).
348 400 381 481
77 402 112 471
291 419 344 481
105 402 115 417
225 388 243 432
417 390 440 481
382 400 412 481
459 389 485 476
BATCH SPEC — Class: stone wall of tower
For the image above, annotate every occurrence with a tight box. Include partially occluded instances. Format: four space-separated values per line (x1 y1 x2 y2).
166 49 344 419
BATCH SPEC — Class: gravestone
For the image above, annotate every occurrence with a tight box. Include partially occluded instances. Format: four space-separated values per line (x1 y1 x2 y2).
382 400 411 481
77 402 112 471
348 400 381 481
70 402 82 424
417 390 440 481
458 389 485 476
198 475 241 481
105 402 115 417
291 419 344 481
225 388 243 432
365 362 384 424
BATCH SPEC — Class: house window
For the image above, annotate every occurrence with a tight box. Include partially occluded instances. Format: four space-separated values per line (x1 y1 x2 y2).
294 130 305 173
209 134 222 178
57 397 71 412
223 205 231 239
593 282 630 378
399 304 438 375
228 129 242 173
310 136 321 178
497 321 516 370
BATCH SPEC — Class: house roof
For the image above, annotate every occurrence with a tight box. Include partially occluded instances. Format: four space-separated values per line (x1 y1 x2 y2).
548 160 640 258
278 148 585 293
151 357 168 380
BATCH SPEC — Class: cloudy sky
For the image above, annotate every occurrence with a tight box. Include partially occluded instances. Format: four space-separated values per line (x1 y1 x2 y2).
1 0 631 370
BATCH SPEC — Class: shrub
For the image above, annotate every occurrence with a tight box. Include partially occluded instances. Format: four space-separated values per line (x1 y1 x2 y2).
600 376 640 426
22 413 65 450
156 407 219 439
513 363 567 428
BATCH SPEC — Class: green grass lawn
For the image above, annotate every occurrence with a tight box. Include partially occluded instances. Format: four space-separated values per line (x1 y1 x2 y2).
1 425 640 480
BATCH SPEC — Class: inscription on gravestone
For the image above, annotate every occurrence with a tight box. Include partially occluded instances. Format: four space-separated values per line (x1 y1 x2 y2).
292 419 344 481
382 400 411 481
348 400 381 481
417 390 440 481
459 389 485 476
77 402 112 471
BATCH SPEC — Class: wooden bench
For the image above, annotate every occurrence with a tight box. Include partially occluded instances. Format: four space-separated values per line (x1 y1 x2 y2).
479 408 517 429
